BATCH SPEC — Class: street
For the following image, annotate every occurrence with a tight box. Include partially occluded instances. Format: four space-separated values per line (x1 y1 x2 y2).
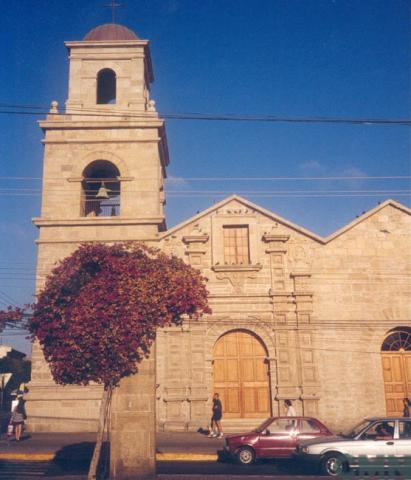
157 458 319 476
0 459 321 480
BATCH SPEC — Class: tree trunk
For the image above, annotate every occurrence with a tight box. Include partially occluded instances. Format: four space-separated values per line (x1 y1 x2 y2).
88 385 112 480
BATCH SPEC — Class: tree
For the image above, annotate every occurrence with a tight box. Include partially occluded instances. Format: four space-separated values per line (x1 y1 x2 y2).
26 243 211 479
0 307 24 333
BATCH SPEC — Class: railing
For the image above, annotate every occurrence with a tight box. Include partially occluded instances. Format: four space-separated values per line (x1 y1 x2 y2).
82 199 120 217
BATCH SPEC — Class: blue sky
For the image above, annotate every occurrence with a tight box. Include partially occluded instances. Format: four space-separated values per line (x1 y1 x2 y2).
1 0 410 354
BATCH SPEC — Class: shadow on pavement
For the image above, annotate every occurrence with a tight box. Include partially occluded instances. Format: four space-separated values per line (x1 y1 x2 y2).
216 449 320 475
49 441 110 478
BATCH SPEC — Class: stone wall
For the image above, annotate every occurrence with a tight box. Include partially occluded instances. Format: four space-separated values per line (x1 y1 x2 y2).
154 198 411 432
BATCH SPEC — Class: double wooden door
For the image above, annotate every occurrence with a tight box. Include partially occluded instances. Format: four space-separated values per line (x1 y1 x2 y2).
381 351 411 416
213 330 271 418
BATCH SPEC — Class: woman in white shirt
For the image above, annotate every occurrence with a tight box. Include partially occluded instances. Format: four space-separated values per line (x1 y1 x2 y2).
284 399 296 416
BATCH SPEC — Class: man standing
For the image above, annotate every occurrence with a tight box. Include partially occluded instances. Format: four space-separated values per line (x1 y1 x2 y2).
208 393 223 438
403 397 410 417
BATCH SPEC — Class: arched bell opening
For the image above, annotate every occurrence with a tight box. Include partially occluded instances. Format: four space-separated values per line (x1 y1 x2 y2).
81 160 121 217
96 68 116 105
381 327 411 416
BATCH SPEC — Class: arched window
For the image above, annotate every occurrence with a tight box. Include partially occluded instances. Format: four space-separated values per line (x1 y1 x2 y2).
381 327 411 351
97 69 116 104
81 160 120 217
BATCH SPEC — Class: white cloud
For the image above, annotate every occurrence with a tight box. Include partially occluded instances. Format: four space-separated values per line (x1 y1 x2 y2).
298 160 325 175
165 176 190 189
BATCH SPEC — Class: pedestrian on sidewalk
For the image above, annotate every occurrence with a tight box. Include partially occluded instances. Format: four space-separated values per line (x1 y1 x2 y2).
10 396 27 441
284 399 296 416
403 397 410 417
208 393 223 438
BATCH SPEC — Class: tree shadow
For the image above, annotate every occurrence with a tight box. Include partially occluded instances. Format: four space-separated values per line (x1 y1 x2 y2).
47 441 110 478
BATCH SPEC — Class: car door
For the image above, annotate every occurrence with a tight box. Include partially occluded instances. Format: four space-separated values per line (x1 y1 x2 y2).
352 421 397 457
257 417 298 458
396 419 411 456
298 418 327 443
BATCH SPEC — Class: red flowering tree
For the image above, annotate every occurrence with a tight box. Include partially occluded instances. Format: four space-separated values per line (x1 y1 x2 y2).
0 306 25 332
27 242 211 479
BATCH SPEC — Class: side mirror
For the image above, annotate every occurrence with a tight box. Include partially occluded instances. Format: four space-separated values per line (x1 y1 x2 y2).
263 429 271 436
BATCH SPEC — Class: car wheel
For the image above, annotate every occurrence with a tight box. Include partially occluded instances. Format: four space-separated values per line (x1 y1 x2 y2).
321 452 348 476
236 446 255 465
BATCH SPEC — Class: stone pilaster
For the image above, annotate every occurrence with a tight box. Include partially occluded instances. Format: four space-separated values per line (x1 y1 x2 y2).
183 227 209 267
110 348 156 480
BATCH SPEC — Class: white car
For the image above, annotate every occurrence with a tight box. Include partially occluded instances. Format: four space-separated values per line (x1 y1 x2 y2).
296 417 411 476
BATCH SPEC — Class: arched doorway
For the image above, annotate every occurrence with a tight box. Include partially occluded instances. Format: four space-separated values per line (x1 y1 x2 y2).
213 330 271 418
381 327 411 416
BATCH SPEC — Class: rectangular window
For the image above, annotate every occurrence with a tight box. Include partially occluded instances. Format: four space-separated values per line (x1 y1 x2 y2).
399 420 411 439
223 225 250 265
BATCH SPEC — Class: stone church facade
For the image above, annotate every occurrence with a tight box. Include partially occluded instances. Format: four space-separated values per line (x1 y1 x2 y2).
28 23 411 434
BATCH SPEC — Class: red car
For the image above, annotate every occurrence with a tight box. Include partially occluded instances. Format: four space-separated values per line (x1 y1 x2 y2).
224 416 333 464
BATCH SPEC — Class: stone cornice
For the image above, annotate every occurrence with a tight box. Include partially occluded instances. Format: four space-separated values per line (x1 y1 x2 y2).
65 40 150 48
290 272 312 278
33 216 164 227
262 234 290 243
42 139 162 145
182 234 209 244
39 118 164 130
67 176 134 182
212 264 262 273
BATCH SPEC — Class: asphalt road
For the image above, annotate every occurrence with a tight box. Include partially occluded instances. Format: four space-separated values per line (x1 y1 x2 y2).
0 459 321 480
157 457 321 476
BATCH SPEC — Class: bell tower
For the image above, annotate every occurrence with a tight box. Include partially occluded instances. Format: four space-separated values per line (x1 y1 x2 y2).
30 25 168 450
34 23 168 245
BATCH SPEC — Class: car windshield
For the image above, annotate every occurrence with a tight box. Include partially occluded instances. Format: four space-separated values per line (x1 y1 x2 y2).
342 420 371 438
254 418 273 432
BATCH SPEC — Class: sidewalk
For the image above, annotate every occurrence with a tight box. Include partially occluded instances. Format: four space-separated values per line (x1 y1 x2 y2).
0 431 225 461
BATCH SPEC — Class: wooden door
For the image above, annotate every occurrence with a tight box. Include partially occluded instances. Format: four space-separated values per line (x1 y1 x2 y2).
213 330 270 418
382 352 410 416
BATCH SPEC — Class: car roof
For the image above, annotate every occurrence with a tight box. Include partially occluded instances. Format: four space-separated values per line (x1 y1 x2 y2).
364 417 410 421
269 416 321 420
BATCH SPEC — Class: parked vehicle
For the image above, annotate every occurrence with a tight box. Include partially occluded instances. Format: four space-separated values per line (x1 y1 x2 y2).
223 416 332 465
296 417 411 476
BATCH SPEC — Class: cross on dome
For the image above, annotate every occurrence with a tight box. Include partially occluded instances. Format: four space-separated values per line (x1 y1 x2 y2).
104 0 123 24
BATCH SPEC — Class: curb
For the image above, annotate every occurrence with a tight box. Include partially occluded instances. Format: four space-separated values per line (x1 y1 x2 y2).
0 452 54 461
0 452 218 462
156 452 217 462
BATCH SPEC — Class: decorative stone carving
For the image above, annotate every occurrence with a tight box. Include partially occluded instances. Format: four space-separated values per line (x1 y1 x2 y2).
49 100 59 113
214 267 261 294
182 224 209 266
215 207 256 216
289 244 312 270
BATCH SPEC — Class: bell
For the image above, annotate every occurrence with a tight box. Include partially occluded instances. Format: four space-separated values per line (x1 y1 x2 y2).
96 181 110 199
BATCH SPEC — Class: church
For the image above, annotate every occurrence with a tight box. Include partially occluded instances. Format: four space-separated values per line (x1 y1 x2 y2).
28 23 411 435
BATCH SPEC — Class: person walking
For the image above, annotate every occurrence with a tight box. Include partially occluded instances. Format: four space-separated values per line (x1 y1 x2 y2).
403 397 410 417
10 396 26 441
284 399 296 416
208 393 223 438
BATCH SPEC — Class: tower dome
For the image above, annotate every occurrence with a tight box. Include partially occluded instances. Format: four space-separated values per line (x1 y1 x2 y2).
84 23 139 41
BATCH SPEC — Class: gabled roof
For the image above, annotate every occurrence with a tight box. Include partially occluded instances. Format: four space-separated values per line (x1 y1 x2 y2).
160 196 410 245
160 195 323 243
323 199 411 242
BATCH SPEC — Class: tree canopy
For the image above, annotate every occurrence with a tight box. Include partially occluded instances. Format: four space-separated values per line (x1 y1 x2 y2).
27 243 211 388
0 307 24 333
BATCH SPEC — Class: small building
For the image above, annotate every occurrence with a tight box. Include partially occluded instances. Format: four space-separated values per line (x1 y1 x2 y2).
28 23 411 433
0 346 30 411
